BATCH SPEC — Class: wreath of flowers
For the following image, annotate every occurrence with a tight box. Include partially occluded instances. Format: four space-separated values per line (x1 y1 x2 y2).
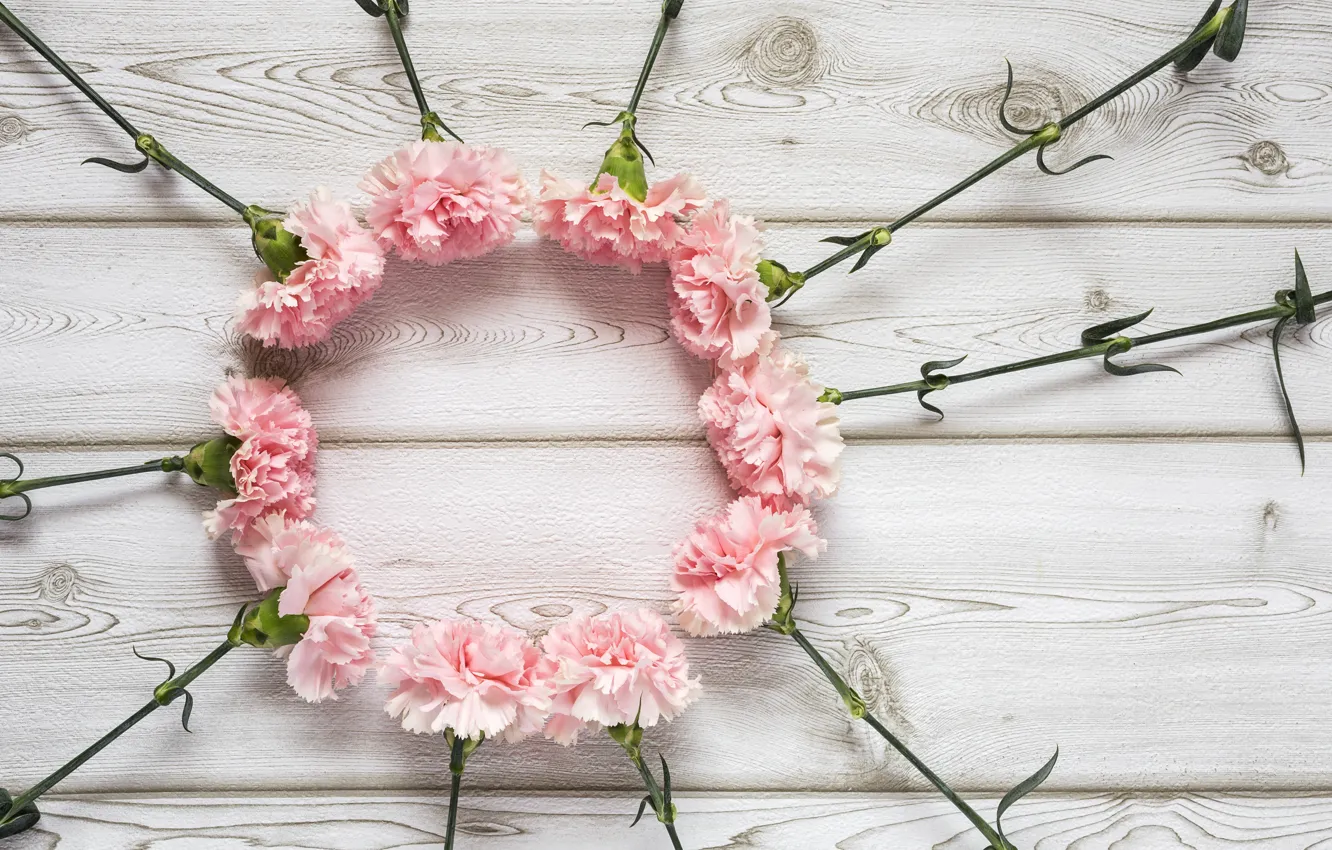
1 0 1312 848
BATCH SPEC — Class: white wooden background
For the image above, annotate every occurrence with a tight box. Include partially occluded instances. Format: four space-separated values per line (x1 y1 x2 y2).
2 0 1331 846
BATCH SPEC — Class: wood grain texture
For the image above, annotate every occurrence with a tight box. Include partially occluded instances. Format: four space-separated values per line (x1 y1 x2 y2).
2 223 1330 445
0 0 1328 222
3 441 1330 795
11 791 1332 850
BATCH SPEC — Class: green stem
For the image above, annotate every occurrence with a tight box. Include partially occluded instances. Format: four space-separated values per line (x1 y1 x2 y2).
626 1 683 116
780 626 1009 850
833 288 1332 403
0 639 237 829
0 456 185 498
799 4 1232 283
381 0 460 142
626 750 683 850
0 1 248 216
444 734 466 850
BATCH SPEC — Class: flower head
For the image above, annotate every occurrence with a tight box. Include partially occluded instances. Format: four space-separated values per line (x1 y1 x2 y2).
203 377 317 542
534 170 706 273
672 496 824 636
700 348 843 505
237 188 386 349
362 141 528 265
382 619 553 743
538 609 700 746
669 201 773 364
236 519 376 702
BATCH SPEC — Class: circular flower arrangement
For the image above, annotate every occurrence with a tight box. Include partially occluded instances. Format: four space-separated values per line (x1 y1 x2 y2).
0 0 1305 848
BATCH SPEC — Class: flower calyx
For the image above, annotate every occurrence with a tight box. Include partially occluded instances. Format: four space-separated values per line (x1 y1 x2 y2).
183 435 241 495
235 589 310 650
243 205 310 284
444 729 484 774
758 259 807 304
591 111 651 202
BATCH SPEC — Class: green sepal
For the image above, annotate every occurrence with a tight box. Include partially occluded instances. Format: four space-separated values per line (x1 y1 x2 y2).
244 205 309 284
758 259 806 303
995 747 1059 845
443 729 483 773
236 588 310 650
1213 0 1247 62
608 721 645 759
184 435 241 495
1175 0 1223 71
594 125 650 203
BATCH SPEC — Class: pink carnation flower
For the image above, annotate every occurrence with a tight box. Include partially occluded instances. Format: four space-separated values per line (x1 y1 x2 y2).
362 141 528 265
700 348 844 505
236 187 387 349
382 618 553 743
263 521 377 702
672 496 824 637
669 201 773 363
533 171 706 272
538 609 701 746
203 377 318 542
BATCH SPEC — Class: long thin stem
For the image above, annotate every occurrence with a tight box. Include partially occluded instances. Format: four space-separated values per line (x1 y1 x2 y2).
0 1 248 216
782 627 1009 849
626 1 683 116
0 640 236 829
444 734 466 850
797 5 1231 283
627 752 684 850
833 288 1332 403
380 0 461 142
0 456 184 498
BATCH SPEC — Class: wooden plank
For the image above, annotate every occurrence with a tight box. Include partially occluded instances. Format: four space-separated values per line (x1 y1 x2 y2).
0 0 1327 222
2 224 1330 445
12 791 1332 850
3 440 1330 795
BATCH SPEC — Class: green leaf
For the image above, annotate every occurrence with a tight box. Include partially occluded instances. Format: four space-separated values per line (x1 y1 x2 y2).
850 243 885 273
1082 308 1154 345
630 794 655 827
1175 0 1223 71
917 389 945 420
1271 316 1307 474
820 234 865 247
921 355 967 381
1294 250 1315 325
82 155 151 174
1213 0 1248 62
353 0 385 15
995 748 1059 843
1102 339 1181 378
660 754 673 807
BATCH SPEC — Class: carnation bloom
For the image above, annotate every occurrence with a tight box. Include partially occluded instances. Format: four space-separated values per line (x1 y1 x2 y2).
669 201 773 363
700 348 844 505
202 377 318 542
236 187 387 349
362 141 528 265
672 496 824 636
382 618 553 743
234 517 376 702
538 609 701 746
533 171 706 272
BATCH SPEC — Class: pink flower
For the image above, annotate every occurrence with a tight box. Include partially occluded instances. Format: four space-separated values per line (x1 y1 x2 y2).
672 496 824 636
538 609 701 746
669 201 772 363
236 187 387 349
203 377 317 542
362 141 528 265
534 171 706 272
700 348 844 505
261 521 377 702
383 619 553 742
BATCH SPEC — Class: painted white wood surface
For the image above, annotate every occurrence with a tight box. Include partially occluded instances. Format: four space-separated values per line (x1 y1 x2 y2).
2 0 1331 845
12 791 1332 850
1 224 1328 445
0 0 1327 223
3 442 1330 795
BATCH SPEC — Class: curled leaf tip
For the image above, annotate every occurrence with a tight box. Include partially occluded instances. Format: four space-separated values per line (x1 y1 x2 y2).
82 155 151 174
132 647 177 680
917 389 946 420
1271 315 1307 474
995 746 1060 843
1176 0 1224 71
353 0 385 15
999 59 1041 135
1103 339 1180 377
1036 143 1114 177
1082 308 1154 345
1213 0 1248 62
630 794 654 827
1293 250 1315 325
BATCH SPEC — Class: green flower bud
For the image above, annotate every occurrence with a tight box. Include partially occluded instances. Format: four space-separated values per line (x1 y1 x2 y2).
236 588 310 650
607 721 644 758
244 205 309 283
757 259 806 303
595 120 650 204
184 435 241 495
